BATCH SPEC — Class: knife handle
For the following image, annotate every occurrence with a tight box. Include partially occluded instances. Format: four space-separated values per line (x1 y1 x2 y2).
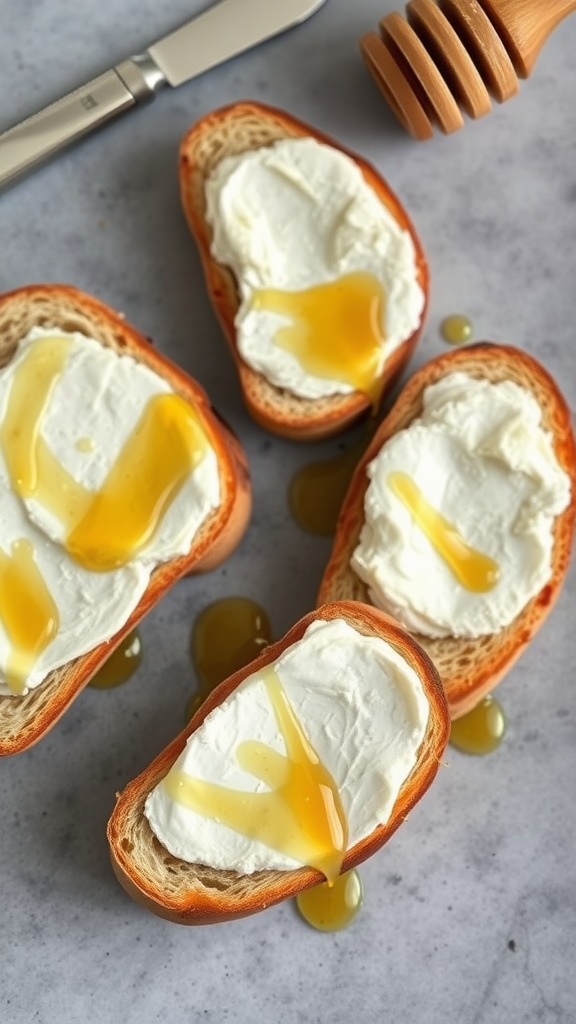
0 55 165 191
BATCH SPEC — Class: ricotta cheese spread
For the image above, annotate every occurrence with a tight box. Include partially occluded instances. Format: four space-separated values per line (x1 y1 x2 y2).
0 328 221 696
145 617 430 874
205 137 425 400
351 372 571 638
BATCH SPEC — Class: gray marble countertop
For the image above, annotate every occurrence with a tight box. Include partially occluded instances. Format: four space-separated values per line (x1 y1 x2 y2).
1 2 575 1022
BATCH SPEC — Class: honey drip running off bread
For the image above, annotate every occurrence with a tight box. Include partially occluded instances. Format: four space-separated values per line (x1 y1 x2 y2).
0 284 252 756
318 344 576 719
179 101 429 441
107 602 449 925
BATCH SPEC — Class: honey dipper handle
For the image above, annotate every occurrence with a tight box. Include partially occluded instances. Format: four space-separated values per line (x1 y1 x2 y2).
484 0 576 76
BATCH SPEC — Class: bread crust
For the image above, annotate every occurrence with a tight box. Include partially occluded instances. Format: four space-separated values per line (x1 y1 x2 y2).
107 601 449 924
0 284 252 756
317 343 576 719
179 100 429 441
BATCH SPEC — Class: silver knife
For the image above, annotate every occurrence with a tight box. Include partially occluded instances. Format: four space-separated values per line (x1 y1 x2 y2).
0 0 327 191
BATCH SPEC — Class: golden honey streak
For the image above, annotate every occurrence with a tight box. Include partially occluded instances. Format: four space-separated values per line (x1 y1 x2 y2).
164 665 348 884
388 472 500 592
0 540 59 695
67 393 209 571
1 336 210 571
0 334 72 495
251 272 386 406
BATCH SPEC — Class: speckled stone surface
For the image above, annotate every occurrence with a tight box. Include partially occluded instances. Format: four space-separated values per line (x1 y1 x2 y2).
1 2 575 1022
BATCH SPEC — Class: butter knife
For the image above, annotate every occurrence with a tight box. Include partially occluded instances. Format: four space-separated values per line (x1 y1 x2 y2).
0 0 327 191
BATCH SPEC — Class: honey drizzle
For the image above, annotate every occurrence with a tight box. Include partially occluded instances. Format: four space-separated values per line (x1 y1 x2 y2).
1 336 209 571
388 472 500 592
0 334 210 690
251 272 386 407
166 665 348 884
0 540 59 695
67 393 207 571
28 436 92 533
0 335 72 495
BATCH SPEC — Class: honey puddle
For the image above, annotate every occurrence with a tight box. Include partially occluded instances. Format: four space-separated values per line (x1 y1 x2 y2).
187 596 273 719
297 868 363 931
450 696 506 755
89 630 142 689
289 424 375 537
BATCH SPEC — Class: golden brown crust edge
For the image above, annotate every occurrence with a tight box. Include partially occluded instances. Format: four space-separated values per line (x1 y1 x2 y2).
179 100 429 441
0 283 252 756
107 600 450 925
317 343 576 719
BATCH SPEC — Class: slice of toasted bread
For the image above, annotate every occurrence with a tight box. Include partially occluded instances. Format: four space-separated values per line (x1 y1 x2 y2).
0 284 252 756
107 601 449 925
318 344 576 719
179 100 429 441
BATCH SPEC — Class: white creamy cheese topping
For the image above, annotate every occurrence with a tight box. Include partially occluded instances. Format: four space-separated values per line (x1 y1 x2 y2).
351 372 571 639
145 618 430 874
205 137 425 399
0 328 221 695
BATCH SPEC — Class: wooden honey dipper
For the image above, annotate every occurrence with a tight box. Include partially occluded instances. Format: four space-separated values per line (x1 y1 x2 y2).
360 0 576 139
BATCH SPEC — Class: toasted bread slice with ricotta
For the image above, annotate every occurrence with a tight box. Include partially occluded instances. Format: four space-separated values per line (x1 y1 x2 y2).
179 100 429 441
107 601 449 925
0 284 251 756
318 344 576 719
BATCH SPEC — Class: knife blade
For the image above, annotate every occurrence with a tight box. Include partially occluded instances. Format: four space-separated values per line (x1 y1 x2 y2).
0 0 327 192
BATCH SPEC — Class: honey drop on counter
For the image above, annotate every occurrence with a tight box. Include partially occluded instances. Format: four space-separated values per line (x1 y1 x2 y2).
289 425 375 537
89 630 142 689
296 868 363 932
187 597 273 718
440 314 473 345
449 695 506 755
289 448 361 537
